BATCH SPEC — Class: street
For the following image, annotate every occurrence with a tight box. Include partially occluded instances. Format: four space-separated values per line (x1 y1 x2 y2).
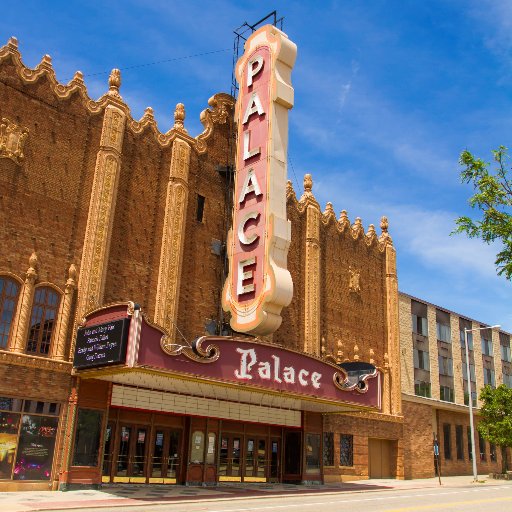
30 483 512 512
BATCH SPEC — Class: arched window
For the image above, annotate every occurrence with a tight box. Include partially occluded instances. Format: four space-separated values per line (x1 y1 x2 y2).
27 287 60 356
0 276 20 349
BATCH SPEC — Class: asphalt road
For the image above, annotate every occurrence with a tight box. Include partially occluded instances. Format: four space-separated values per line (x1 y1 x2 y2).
59 484 512 512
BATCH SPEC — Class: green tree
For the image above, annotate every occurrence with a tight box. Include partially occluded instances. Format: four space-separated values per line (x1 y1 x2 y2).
477 384 512 473
455 146 512 279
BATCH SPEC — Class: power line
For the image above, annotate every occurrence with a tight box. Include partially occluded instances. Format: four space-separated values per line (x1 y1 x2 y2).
65 47 231 80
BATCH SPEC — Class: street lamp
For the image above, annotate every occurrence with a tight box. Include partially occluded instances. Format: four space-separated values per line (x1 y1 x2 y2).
464 324 500 482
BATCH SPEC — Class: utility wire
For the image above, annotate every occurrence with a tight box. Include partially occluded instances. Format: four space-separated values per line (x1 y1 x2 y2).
64 48 231 80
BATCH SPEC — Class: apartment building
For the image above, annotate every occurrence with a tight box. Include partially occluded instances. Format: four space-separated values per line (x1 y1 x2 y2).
399 292 512 477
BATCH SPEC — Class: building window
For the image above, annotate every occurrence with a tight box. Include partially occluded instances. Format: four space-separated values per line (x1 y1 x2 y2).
443 423 451 460
414 349 430 370
339 434 353 467
501 345 511 363
0 277 20 349
481 335 493 357
462 363 476 382
479 432 486 461
456 425 464 460
437 324 451 343
483 368 495 387
323 432 334 466
440 385 454 403
412 314 428 336
464 390 477 407
490 443 497 462
467 426 473 461
26 287 60 355
305 433 321 474
503 371 512 388
196 194 205 222
72 409 103 467
414 380 431 398
438 356 453 376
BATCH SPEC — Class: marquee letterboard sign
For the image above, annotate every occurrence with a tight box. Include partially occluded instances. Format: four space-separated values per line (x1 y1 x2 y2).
74 318 130 369
222 24 296 336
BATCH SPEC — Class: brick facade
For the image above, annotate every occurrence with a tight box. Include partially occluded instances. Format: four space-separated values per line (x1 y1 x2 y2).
0 37 401 488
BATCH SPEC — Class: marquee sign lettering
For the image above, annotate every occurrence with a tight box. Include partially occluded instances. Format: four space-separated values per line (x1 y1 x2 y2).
222 25 296 335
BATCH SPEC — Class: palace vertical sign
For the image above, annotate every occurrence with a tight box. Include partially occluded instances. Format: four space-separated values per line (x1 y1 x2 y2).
222 25 296 335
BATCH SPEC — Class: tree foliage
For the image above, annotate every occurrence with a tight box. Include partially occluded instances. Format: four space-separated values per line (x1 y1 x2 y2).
477 384 512 472
455 146 512 279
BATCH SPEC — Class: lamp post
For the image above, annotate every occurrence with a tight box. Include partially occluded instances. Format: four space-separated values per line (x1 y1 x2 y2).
464 324 500 483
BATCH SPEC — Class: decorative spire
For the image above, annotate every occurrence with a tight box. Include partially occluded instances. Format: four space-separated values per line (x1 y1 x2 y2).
28 252 38 271
304 173 313 193
336 338 343 361
143 107 155 121
173 103 187 133
27 252 38 280
323 201 335 220
42 54 52 65
108 68 121 97
8 36 18 48
72 71 84 84
339 209 350 228
369 348 375 365
67 263 77 285
353 343 360 362
352 217 364 238
379 215 393 245
321 336 326 356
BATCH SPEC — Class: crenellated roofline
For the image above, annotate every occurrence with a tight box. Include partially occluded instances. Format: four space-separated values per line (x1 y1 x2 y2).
0 37 235 153
286 175 393 251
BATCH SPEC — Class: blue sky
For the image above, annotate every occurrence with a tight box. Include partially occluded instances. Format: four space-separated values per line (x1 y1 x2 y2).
2 0 512 331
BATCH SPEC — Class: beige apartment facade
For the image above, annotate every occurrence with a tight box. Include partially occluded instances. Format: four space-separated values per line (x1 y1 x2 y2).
399 292 512 478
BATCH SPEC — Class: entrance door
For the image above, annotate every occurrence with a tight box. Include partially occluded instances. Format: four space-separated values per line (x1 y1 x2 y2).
269 439 280 482
150 429 181 484
219 435 241 481
114 425 149 483
283 431 301 481
244 437 267 482
102 422 115 483
368 438 392 478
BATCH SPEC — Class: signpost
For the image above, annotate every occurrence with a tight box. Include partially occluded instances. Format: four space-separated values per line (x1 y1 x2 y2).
222 24 296 335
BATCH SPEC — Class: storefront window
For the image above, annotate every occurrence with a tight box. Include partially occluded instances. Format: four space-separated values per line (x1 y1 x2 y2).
72 409 103 467
14 415 58 480
305 433 321 474
0 412 20 479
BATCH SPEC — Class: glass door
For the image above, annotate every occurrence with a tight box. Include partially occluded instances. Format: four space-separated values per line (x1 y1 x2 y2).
150 429 181 484
270 439 280 481
244 437 267 482
101 423 115 483
219 435 241 481
114 424 148 483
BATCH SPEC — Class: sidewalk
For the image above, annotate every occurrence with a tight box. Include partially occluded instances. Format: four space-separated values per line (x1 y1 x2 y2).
1 476 510 512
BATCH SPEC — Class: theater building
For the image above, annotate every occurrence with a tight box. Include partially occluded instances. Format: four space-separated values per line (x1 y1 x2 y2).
0 26 403 492
399 292 512 478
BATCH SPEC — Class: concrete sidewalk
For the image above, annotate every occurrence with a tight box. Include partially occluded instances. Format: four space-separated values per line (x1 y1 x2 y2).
1 476 510 512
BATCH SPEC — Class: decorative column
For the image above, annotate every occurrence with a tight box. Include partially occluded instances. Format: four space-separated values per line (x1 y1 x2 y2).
10 252 38 353
302 174 321 356
451 313 464 404
381 217 401 414
427 304 440 400
74 70 126 334
52 264 77 360
154 104 191 334
492 328 503 386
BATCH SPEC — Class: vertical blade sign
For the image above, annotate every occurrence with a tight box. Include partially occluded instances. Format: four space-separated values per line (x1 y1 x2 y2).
222 25 296 335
